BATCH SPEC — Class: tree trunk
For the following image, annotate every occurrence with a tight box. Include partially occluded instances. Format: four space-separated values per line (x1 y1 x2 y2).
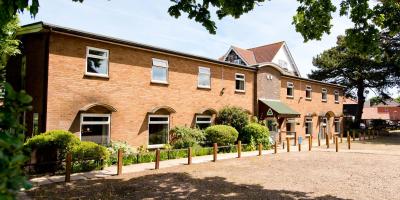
354 83 365 129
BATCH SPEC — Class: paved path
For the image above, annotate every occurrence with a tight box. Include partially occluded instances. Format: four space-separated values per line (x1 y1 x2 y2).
29 137 392 187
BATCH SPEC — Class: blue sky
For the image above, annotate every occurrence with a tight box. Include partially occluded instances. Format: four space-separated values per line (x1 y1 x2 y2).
19 0 355 77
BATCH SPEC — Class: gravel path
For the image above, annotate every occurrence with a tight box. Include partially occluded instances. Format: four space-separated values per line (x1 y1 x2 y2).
27 134 400 200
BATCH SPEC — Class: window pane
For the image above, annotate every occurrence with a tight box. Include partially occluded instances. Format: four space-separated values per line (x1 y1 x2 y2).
81 124 109 145
149 124 168 145
196 123 211 130
236 80 244 90
83 116 109 122
197 117 211 122
198 73 210 87
152 66 167 82
89 49 107 57
306 90 311 98
287 88 293 96
149 117 169 122
87 57 108 75
236 74 244 79
199 67 210 74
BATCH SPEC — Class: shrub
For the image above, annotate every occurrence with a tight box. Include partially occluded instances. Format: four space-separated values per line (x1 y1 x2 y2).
242 123 271 149
170 126 205 149
215 106 249 137
71 141 110 172
205 125 238 146
107 141 137 165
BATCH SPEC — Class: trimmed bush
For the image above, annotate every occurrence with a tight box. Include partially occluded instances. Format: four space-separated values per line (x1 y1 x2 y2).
205 125 238 146
71 141 110 172
215 106 249 138
107 141 137 165
170 126 205 149
242 123 271 149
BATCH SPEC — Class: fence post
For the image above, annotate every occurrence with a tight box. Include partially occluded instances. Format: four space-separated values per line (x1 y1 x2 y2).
335 136 339 152
341 132 343 143
298 142 301 152
294 132 297 146
309 136 312 151
213 143 217 162
318 134 321 146
237 141 242 158
155 149 160 170
65 153 72 182
188 147 192 165
286 137 290 152
347 134 351 149
117 148 123 176
274 142 277 154
326 133 329 148
352 130 355 141
258 143 262 156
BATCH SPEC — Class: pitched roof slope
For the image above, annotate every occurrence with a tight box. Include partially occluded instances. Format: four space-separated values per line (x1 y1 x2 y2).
232 46 257 65
247 41 284 63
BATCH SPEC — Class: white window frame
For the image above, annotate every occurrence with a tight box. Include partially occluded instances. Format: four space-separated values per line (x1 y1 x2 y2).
80 113 111 144
151 58 169 84
334 118 340 133
148 114 170 148
235 73 246 92
197 67 211 89
334 90 339 103
321 88 328 102
287 82 294 98
196 115 212 124
305 85 312 100
85 47 109 78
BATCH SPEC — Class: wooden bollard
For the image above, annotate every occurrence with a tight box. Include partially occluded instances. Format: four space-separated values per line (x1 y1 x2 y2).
318 134 321 146
326 134 329 148
155 149 160 170
65 153 72 182
298 143 301 152
187 147 192 165
352 130 355 141
286 137 290 152
258 143 262 156
340 132 343 143
237 140 242 158
274 142 277 154
348 134 351 149
213 143 217 162
335 136 339 152
308 136 312 151
117 148 123 175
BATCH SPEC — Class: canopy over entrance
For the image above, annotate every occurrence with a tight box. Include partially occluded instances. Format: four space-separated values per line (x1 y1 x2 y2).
259 99 300 118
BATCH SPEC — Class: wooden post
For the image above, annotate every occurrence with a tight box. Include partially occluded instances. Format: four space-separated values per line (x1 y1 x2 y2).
341 131 343 143
213 143 217 162
318 133 321 146
274 142 277 154
258 143 262 156
155 149 160 170
326 133 329 148
298 143 301 152
286 137 290 152
117 148 123 176
308 136 312 151
294 132 297 146
352 130 355 141
368 130 371 140
348 134 351 149
237 140 242 158
187 147 192 165
65 153 72 182
335 136 339 152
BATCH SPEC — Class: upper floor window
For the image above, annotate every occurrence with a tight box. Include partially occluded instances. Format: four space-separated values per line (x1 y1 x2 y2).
198 67 211 88
321 88 328 102
305 85 312 100
86 47 109 77
287 82 294 98
235 73 245 92
196 115 212 130
151 58 169 84
334 90 339 103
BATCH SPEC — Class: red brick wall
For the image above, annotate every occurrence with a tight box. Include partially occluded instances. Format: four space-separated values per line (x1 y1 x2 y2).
46 33 255 147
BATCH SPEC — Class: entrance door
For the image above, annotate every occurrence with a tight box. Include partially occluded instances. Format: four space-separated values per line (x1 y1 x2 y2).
266 118 278 142
319 117 328 139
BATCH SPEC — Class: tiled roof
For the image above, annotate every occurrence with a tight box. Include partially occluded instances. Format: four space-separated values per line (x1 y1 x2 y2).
232 46 257 65
247 41 284 63
343 98 358 105
362 107 390 120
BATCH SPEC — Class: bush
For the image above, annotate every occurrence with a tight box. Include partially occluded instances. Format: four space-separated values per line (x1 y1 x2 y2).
205 125 238 146
71 141 110 172
107 141 137 165
215 106 249 138
242 123 271 149
170 126 205 149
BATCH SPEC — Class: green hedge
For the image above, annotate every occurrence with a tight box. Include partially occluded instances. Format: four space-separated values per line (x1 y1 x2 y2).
215 106 249 136
71 141 110 172
242 123 271 149
205 125 238 146
170 126 205 149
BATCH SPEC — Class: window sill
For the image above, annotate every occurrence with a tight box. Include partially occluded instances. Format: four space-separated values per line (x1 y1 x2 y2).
305 98 312 101
151 80 169 85
84 73 109 79
197 86 211 90
286 96 294 99
335 101 339 104
235 90 245 94
148 144 165 149
322 100 327 103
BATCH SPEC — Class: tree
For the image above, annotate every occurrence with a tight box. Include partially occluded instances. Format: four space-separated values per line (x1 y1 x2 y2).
395 96 400 104
309 35 399 128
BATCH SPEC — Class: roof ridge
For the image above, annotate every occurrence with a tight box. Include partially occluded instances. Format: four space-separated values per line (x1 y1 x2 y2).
247 41 285 51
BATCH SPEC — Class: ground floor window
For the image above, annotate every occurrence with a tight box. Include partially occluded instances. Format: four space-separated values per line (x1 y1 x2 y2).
196 115 212 130
305 118 312 135
266 118 278 132
148 115 169 147
334 118 340 133
80 113 110 145
286 118 295 136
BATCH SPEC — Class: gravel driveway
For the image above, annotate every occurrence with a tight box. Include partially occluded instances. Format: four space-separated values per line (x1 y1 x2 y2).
27 134 400 200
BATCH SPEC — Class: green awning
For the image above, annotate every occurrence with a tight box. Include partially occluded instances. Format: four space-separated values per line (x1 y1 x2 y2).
259 99 300 118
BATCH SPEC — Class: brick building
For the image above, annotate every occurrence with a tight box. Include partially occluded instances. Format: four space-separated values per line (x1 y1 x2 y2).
8 22 344 147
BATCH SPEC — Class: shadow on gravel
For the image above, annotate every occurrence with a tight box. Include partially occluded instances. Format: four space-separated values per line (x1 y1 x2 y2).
28 172 348 200
359 133 400 146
